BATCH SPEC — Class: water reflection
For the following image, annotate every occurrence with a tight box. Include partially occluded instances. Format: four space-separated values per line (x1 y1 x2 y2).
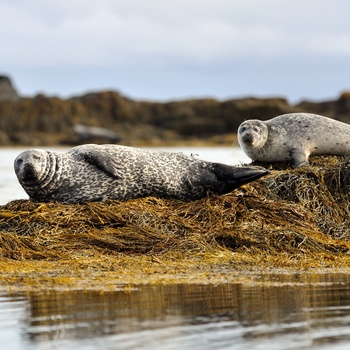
2 274 350 349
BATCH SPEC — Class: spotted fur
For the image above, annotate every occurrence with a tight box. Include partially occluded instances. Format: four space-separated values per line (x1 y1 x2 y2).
238 113 350 167
14 144 269 203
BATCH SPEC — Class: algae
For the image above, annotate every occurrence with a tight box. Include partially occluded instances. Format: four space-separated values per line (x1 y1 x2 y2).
0 155 349 291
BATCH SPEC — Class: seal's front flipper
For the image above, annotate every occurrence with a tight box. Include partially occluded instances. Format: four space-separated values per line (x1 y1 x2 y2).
72 146 123 178
290 149 309 168
87 152 123 178
212 163 270 195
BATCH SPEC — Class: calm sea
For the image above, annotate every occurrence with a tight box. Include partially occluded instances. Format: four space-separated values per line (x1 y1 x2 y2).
3 278 350 350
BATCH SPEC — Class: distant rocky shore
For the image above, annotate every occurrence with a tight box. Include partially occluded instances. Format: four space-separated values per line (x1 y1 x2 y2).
1 75 350 146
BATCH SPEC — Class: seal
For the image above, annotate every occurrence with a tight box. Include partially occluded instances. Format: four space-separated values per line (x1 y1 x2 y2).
14 144 269 203
238 113 350 167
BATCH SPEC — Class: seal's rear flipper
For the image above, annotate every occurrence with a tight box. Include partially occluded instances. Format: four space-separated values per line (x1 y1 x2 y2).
212 163 269 195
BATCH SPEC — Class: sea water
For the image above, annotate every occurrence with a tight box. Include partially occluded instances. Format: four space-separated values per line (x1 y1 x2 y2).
2 278 350 350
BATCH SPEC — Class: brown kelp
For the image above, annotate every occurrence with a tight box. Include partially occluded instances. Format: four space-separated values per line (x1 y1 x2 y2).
0 155 349 290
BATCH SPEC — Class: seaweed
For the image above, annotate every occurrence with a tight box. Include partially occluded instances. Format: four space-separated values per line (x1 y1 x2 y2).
0 155 349 290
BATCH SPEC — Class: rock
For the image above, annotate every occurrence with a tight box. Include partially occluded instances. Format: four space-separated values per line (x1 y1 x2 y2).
0 131 10 145
72 124 122 143
296 92 350 122
0 74 350 146
0 75 19 101
338 92 350 113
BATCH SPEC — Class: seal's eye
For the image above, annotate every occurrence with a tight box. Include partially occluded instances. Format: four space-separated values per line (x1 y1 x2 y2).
33 154 41 161
239 126 246 134
16 158 23 166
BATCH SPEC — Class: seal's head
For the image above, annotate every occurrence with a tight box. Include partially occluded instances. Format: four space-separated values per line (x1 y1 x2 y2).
238 120 268 151
14 149 49 186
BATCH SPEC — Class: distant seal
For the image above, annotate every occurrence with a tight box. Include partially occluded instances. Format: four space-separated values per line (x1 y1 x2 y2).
14 144 269 203
238 113 350 167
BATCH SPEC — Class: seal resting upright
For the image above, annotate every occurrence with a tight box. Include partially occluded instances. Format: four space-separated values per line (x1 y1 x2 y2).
14 144 269 203
238 113 350 167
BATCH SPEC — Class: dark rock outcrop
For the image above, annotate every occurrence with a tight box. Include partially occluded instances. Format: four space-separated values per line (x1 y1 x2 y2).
0 75 349 146
297 91 350 123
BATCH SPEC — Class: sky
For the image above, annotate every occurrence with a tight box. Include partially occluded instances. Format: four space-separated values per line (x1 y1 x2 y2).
1 0 350 103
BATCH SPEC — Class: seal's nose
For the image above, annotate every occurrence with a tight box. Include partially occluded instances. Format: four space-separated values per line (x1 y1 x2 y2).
242 133 253 144
22 163 39 182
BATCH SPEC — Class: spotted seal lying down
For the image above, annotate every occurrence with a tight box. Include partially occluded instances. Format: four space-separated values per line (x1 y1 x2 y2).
14 144 269 203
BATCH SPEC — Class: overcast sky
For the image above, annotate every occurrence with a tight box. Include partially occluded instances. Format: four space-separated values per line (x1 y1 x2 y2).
1 0 350 103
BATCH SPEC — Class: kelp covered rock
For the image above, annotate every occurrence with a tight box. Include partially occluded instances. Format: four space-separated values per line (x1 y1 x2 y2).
0 156 349 262
0 156 350 290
